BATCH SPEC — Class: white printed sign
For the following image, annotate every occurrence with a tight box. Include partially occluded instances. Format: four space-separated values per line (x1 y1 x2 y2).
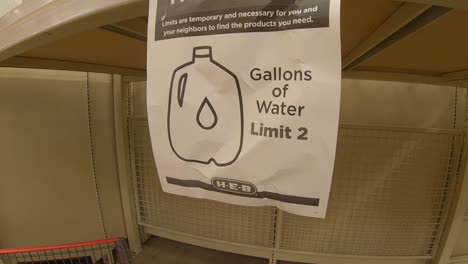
147 0 341 217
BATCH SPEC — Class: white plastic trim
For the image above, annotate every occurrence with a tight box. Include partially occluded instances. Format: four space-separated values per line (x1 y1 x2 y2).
0 0 147 61
0 0 51 30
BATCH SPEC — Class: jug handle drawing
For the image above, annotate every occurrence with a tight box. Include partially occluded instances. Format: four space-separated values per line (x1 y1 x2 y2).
177 73 188 107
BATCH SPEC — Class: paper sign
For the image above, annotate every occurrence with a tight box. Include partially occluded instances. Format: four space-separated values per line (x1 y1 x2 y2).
147 0 341 217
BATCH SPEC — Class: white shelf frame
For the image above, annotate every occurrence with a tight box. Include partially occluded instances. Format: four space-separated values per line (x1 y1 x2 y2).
1 1 468 263
0 0 148 62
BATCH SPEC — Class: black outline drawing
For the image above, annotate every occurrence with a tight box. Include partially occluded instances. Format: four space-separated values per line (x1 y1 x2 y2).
167 46 244 166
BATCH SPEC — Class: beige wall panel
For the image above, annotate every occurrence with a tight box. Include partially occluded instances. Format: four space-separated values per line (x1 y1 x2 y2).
0 68 103 247
0 68 127 249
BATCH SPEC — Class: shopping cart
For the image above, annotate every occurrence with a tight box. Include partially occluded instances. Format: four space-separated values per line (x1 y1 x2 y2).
0 238 132 264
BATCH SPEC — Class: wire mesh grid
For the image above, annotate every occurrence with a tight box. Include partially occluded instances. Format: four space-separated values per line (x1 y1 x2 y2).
280 127 462 256
125 81 466 259
130 118 277 247
0 238 132 264
129 116 463 257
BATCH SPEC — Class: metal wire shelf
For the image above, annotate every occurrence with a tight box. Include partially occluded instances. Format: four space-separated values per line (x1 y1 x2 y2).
128 116 462 258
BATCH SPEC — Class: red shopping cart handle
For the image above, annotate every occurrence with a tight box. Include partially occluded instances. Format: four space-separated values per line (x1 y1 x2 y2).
0 237 120 254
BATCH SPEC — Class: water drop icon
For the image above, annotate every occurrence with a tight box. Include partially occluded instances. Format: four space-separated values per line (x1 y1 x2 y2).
196 97 218 130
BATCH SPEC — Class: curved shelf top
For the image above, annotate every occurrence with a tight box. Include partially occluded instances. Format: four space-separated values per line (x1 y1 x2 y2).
0 0 467 86
0 0 147 62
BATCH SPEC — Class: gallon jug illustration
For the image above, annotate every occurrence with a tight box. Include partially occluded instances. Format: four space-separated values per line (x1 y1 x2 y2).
168 46 243 166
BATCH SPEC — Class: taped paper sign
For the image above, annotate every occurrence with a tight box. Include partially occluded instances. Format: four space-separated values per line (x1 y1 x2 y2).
147 0 341 217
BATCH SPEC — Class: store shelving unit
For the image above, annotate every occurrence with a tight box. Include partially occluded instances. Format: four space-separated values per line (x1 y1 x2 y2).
1 1 468 264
